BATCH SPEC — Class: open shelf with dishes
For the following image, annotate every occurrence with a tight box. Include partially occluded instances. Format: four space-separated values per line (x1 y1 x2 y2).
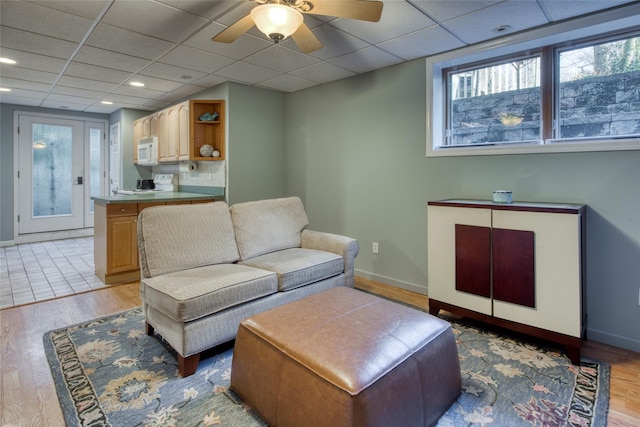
190 100 225 161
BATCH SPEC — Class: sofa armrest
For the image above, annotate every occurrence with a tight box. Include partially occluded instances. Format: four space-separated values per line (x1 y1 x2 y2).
301 230 359 287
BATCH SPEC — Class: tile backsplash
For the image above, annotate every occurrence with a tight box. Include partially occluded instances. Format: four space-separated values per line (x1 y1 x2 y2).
152 161 226 188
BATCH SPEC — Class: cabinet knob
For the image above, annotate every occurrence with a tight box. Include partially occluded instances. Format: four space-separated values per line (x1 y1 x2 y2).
121 208 126 212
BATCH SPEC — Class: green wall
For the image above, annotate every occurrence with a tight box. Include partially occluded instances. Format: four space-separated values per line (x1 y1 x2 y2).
284 58 640 352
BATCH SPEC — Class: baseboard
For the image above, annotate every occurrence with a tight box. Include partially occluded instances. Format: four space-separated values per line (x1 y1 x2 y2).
587 327 640 354
10 228 94 245
355 269 427 295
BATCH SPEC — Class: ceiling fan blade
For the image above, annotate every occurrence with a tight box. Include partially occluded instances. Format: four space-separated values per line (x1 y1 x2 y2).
291 22 323 54
305 0 383 22
211 14 255 43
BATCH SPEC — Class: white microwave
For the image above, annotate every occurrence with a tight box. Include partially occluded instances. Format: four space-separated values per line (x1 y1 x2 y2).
137 136 158 165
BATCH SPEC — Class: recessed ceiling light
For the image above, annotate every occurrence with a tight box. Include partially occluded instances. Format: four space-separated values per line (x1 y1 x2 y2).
130 81 145 87
492 25 511 33
0 57 17 64
101 101 114 105
0 88 11 92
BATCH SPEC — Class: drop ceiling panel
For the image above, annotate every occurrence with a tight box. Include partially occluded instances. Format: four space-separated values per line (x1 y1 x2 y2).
444 1 550 44
290 62 356 84
215 61 280 85
26 0 111 20
0 0 636 113
74 46 152 73
64 62 133 84
329 1 437 45
258 74 317 92
0 66 58 84
329 46 403 74
378 26 466 60
101 0 210 43
0 27 78 59
0 1 94 42
244 45 320 73
85 23 176 60
158 45 236 73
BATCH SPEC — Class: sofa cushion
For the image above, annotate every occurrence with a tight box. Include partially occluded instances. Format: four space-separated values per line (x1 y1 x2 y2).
230 197 309 260
138 202 240 278
240 248 344 291
141 264 277 323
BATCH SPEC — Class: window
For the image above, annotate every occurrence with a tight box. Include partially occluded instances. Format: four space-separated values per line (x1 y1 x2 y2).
427 7 640 157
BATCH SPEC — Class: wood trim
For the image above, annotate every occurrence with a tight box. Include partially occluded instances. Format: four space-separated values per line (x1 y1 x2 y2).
428 199 584 215
428 299 582 364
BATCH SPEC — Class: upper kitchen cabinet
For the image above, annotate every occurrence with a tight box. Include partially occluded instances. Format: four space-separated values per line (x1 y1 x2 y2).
132 100 224 163
190 100 225 161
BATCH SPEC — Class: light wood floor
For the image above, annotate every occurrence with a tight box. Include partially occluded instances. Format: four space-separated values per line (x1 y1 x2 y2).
1 278 639 426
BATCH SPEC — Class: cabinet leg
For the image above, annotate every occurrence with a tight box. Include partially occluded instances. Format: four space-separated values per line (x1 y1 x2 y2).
145 322 154 336
429 306 440 316
565 345 581 365
178 353 200 377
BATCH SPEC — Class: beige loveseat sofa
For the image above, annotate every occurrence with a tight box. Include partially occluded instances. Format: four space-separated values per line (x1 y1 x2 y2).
137 197 359 376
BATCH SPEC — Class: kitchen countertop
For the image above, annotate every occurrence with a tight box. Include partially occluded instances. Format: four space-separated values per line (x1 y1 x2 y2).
92 190 224 204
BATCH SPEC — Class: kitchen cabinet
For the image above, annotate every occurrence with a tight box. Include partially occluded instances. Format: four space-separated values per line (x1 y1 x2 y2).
94 198 215 284
427 199 586 363
132 100 224 164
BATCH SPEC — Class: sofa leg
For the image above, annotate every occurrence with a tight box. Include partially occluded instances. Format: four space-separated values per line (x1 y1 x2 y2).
145 322 155 336
178 353 200 377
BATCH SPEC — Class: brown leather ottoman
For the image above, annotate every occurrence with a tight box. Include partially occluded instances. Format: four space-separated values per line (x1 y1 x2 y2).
230 287 461 427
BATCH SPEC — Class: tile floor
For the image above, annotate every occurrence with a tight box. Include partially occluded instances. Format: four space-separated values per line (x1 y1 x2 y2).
0 237 109 309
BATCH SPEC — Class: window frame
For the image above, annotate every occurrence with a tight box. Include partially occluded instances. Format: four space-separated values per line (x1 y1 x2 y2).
426 4 640 157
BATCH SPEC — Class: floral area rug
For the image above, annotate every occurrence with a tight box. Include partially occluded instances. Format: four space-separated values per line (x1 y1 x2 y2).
44 308 609 427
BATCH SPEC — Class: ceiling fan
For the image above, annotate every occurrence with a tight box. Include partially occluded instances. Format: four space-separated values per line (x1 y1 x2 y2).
211 0 383 54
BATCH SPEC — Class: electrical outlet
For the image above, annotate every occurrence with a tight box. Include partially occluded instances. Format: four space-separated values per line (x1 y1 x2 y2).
372 242 379 254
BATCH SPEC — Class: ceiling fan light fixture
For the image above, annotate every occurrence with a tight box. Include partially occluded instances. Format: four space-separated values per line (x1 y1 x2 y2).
251 3 303 43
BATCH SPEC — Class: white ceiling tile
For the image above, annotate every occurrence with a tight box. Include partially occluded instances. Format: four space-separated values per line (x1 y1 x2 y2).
190 74 231 88
184 22 272 60
329 1 437 45
0 93 45 106
444 0 550 44
0 77 52 93
26 0 111 20
65 62 132 84
0 48 67 73
0 66 58 84
411 0 504 23
155 1 243 20
0 1 94 42
244 45 320 73
119 75 183 92
258 74 319 92
215 61 280 85
74 46 152 73
539 0 636 21
378 26 466 60
84 104 119 114
305 25 370 61
52 85 108 99
0 27 78 59
40 99 93 111
329 47 404 74
85 23 176 60
106 92 164 105
1 87 48 99
139 62 207 83
290 61 356 84
57 76 120 93
158 45 236 73
101 0 210 43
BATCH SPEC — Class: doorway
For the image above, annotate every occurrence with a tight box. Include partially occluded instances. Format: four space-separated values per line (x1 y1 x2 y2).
15 112 108 236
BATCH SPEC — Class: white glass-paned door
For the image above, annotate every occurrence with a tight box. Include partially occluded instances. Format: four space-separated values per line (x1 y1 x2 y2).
17 114 106 235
